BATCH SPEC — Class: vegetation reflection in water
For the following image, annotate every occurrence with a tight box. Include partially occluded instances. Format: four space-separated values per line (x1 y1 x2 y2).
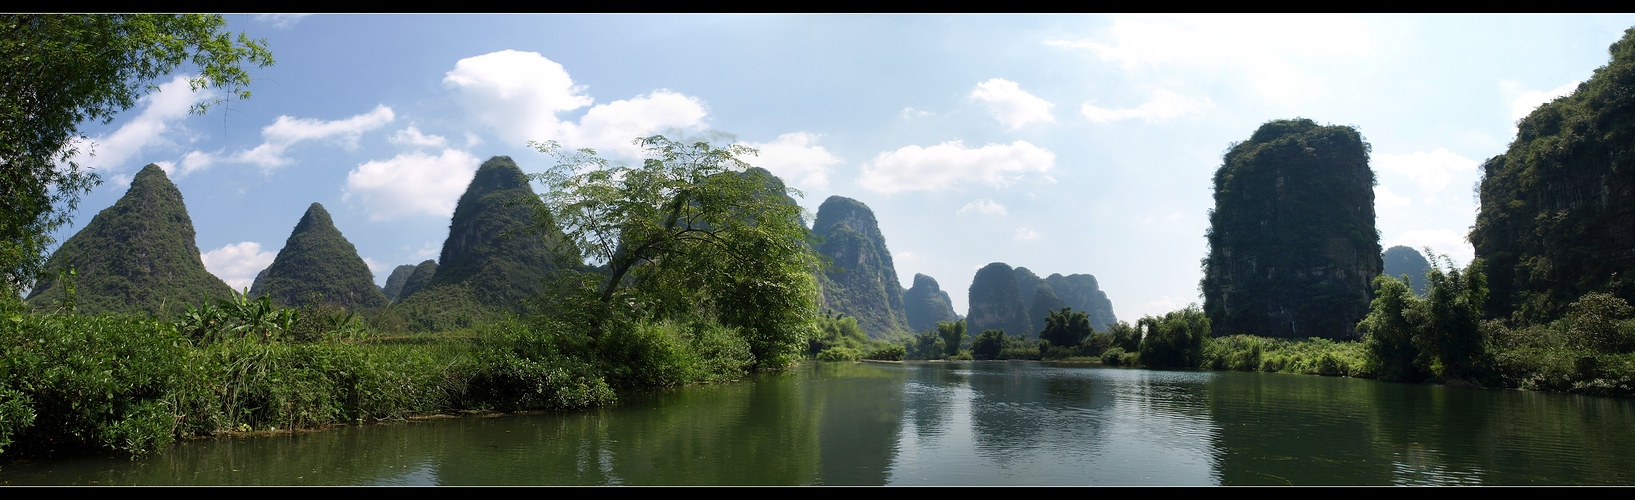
4 361 1635 486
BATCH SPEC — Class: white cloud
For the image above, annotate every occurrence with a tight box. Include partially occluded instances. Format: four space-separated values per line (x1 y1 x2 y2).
1014 227 1041 241
68 75 212 174
177 150 214 176
1047 15 1374 106
858 140 1055 194
895 251 923 264
202 242 278 291
463 132 483 147
443 50 706 157
1081 89 1211 123
362 257 384 273
407 241 440 259
235 105 396 169
389 125 449 148
344 149 482 221
1373 148 1479 192
956 199 1008 215
900 106 933 119
738 132 842 189
1502 79 1579 132
254 14 310 29
1375 185 1412 210
970 78 1055 129
573 90 708 157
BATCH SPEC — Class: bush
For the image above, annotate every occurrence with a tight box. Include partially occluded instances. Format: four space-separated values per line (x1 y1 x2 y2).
816 346 862 362
864 344 905 361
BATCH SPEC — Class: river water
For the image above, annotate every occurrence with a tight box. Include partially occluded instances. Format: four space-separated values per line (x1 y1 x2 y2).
4 361 1633 485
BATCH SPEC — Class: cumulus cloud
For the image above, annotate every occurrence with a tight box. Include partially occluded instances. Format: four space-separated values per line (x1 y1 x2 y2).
857 140 1055 194
444 50 707 157
1373 149 1479 193
956 199 1007 215
235 105 396 169
970 78 1055 129
1014 227 1041 241
67 75 213 174
1375 185 1412 210
1046 15 1374 106
344 149 482 221
389 125 449 148
201 242 278 291
1081 89 1211 123
900 106 933 119
738 132 842 189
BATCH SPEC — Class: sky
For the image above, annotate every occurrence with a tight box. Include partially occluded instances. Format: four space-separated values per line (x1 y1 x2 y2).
50 14 1635 321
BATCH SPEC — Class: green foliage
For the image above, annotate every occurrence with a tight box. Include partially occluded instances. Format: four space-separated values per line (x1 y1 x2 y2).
251 203 388 311
1472 28 1635 322
863 343 905 361
1415 256 1488 379
1382 246 1432 295
1107 320 1142 352
0 14 273 294
25 165 233 316
1138 306 1211 369
1038 307 1093 351
462 318 615 412
1360 274 1427 382
1355 254 1489 381
1202 335 1371 377
530 136 820 371
1100 346 1134 366
903 329 946 360
816 346 862 362
1565 292 1635 353
937 319 967 358
1202 118 1381 339
808 310 868 358
970 329 1007 360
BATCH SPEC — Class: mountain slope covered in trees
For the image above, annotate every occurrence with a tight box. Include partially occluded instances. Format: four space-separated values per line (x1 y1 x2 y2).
250 202 388 310
812 196 910 338
25 164 232 315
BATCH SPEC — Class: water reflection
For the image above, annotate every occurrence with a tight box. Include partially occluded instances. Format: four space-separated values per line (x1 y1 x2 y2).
4 362 1635 485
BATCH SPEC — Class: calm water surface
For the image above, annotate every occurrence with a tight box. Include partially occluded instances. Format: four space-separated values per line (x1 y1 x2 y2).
4 361 1634 485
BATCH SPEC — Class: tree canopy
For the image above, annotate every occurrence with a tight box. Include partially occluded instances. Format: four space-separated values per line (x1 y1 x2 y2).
0 14 273 294
530 136 821 370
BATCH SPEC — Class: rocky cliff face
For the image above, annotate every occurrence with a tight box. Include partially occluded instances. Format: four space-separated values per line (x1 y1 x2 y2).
1472 28 1635 322
1202 118 1381 339
26 164 232 315
967 262 1033 338
395 156 572 322
812 196 910 338
1044 273 1118 331
1382 246 1431 296
1011 267 1120 334
251 203 388 310
903 273 958 333
381 264 418 302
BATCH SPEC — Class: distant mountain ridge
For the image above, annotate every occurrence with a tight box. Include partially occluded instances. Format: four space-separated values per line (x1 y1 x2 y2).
250 202 388 310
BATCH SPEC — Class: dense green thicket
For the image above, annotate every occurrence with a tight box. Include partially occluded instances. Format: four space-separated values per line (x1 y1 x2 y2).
26 165 232 316
1471 28 1635 324
812 196 911 339
250 203 388 311
1202 118 1381 339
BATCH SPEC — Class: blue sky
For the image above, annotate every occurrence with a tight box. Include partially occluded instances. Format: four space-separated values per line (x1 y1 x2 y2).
52 14 1635 321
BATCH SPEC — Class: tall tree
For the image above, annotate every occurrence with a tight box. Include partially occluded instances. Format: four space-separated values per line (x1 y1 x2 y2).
530 136 821 369
0 15 272 294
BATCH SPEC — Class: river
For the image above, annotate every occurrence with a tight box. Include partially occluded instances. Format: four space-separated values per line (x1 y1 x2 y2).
3 361 1633 485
